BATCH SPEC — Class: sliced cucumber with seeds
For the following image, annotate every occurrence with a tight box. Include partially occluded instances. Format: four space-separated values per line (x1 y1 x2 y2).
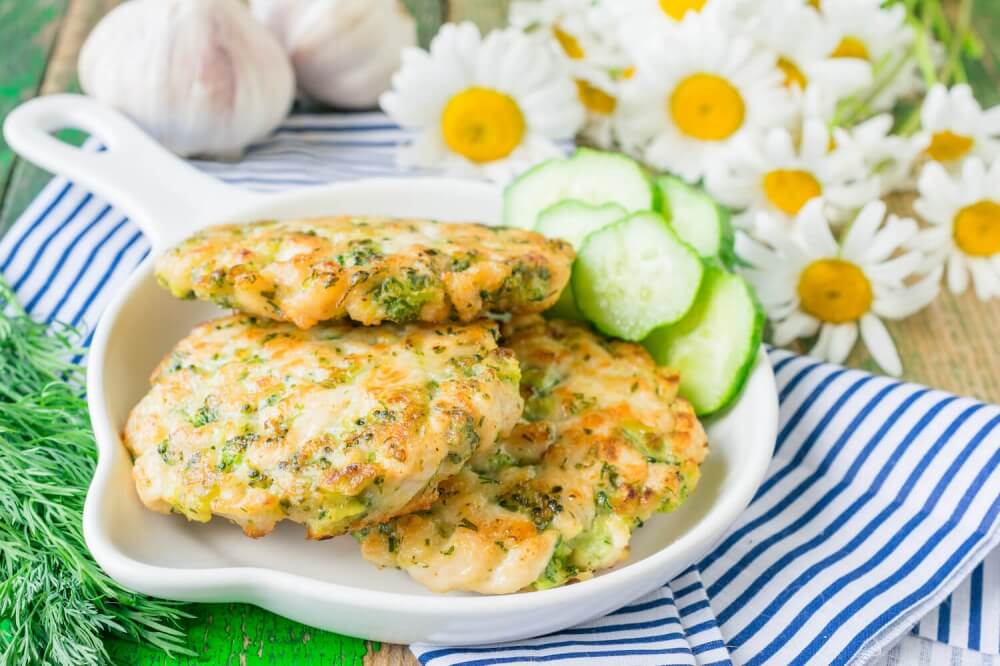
536 200 627 320
656 174 734 266
643 266 763 416
573 212 704 341
504 149 653 229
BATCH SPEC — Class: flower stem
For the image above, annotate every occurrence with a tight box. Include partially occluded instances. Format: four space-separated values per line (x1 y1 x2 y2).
939 0 973 84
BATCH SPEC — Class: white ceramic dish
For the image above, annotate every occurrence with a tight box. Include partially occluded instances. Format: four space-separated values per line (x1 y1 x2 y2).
4 94 778 646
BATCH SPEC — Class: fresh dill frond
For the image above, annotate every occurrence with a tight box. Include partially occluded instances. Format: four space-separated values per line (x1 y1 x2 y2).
0 282 192 665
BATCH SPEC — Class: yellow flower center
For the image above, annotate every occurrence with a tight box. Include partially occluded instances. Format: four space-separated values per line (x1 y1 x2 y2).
576 79 617 114
954 200 1000 256
831 36 870 60
926 130 974 162
778 57 808 90
808 0 822 10
553 26 584 59
797 259 873 323
669 73 746 141
441 87 526 164
621 66 636 80
762 169 823 215
658 0 708 20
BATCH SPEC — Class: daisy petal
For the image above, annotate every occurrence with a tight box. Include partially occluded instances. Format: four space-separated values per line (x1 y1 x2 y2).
872 268 941 320
796 199 838 257
772 312 820 346
967 258 998 300
983 106 1000 135
860 313 902 376
917 161 959 208
842 201 887 262
734 232 778 268
947 251 969 294
863 218 919 264
865 251 924 286
960 157 988 196
921 83 947 129
809 324 834 363
800 118 829 165
827 322 858 365
903 226 949 253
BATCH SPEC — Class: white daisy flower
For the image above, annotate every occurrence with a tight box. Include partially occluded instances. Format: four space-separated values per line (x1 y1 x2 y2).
744 0 872 102
615 12 794 182
818 0 919 111
612 0 719 37
738 199 940 375
833 114 928 195
510 0 628 149
705 117 879 228
572 74 620 148
919 83 1000 167
509 0 625 69
912 157 1000 300
380 22 584 182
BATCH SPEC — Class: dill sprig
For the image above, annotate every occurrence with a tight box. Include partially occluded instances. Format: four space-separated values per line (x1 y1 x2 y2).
0 282 192 665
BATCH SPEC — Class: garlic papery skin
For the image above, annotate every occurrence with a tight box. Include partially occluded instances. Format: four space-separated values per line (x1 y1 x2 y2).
79 0 295 158
252 0 417 110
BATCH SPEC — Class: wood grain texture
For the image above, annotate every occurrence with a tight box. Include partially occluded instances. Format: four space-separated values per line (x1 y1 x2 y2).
105 603 373 666
0 2 996 666
0 0 67 232
0 0 120 237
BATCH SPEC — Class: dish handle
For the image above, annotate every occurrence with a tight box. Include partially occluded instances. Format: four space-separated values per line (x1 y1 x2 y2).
3 94 264 252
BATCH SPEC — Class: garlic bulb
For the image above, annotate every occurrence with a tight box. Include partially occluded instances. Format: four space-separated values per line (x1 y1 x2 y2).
79 0 295 158
252 0 417 109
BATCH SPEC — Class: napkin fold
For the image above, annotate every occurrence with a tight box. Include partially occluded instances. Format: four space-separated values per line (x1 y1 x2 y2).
3 112 997 666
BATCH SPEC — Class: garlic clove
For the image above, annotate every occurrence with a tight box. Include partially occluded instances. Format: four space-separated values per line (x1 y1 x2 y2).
252 0 417 110
80 0 295 158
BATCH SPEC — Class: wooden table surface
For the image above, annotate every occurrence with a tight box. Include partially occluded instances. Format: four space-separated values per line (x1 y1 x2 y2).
1 1 998 665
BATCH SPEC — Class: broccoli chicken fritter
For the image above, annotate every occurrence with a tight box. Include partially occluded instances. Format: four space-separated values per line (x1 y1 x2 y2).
155 216 574 329
357 316 708 594
124 315 523 539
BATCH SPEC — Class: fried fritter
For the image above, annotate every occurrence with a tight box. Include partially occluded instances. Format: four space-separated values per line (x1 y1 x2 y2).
155 216 574 329
124 315 523 539
357 316 708 594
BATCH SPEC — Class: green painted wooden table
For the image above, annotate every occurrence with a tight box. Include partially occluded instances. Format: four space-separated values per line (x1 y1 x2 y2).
1 1 999 664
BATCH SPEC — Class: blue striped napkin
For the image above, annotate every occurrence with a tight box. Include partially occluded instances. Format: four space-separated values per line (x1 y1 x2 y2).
2 111 998 666
413 352 1000 665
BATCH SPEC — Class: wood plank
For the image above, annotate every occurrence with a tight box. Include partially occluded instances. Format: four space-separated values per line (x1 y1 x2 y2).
369 644 421 666
0 0 109 238
105 603 374 666
0 0 67 220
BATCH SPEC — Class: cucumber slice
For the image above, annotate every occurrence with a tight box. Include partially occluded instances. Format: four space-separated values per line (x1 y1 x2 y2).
535 200 627 244
536 200 627 320
573 212 704 341
656 175 734 266
504 149 653 229
643 266 764 416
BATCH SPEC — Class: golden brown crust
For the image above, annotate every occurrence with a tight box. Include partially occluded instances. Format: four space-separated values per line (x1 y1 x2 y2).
358 316 708 594
155 216 574 328
124 315 523 539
